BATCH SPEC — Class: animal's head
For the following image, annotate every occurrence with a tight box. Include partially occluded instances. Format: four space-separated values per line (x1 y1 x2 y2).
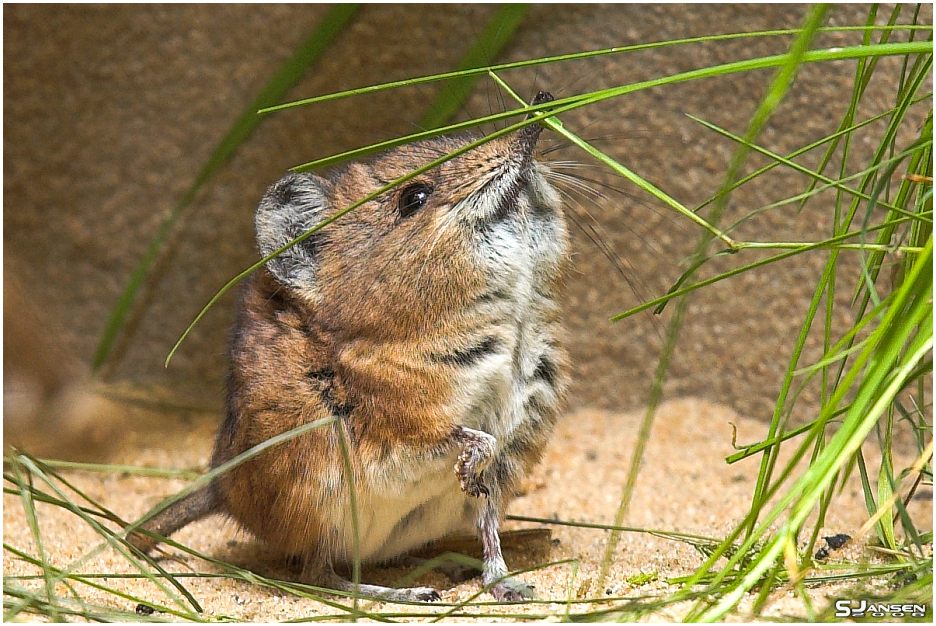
255 94 568 339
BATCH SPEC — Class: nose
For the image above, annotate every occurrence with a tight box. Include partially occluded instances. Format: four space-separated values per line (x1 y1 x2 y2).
516 91 555 155
530 91 555 107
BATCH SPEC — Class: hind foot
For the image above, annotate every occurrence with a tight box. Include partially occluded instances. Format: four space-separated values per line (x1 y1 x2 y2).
491 577 535 602
320 570 441 603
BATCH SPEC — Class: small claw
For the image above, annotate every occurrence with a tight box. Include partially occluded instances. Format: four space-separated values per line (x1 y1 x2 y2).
456 469 490 498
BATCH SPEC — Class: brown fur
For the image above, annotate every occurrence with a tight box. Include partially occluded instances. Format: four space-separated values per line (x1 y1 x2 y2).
215 137 519 548
129 120 569 601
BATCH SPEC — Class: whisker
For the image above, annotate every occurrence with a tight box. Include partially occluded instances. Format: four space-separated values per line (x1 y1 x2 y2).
494 81 509 132
540 131 657 156
548 169 670 260
484 78 503 133
552 185 631 281
545 160 606 169
547 168 689 237
553 188 627 277
547 170 606 195
551 186 665 340
553 66 607 97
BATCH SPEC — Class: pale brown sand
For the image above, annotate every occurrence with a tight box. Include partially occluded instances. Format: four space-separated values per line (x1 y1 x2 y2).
3 398 931 621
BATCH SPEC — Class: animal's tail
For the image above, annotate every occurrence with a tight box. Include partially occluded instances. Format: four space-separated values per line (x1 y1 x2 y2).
127 485 219 553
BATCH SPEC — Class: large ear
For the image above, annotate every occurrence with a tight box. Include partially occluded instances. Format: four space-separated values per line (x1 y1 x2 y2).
255 172 329 290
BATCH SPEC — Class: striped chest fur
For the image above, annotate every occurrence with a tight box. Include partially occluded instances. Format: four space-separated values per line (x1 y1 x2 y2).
337 164 570 562
445 170 569 452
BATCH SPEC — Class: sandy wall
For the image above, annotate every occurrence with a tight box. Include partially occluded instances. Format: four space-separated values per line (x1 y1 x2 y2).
4 4 931 436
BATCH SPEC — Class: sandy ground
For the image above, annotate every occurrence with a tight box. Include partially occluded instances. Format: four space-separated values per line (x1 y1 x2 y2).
3 398 932 622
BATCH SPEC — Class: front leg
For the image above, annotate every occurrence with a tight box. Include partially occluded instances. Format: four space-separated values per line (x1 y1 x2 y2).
451 426 534 602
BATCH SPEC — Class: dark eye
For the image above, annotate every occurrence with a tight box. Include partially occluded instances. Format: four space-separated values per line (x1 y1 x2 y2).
398 183 433 218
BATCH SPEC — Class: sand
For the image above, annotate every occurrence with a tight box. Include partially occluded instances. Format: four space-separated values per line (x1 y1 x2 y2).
3 398 932 621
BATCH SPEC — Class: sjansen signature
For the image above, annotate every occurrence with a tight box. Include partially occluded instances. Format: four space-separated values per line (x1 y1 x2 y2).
834 599 927 618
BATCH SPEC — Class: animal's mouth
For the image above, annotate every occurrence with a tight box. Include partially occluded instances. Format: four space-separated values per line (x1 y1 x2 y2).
487 91 555 221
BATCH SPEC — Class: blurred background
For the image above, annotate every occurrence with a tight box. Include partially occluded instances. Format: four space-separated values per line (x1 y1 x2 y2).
4 4 931 458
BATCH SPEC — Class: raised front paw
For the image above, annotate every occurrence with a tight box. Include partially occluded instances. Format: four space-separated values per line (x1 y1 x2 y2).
453 427 496 498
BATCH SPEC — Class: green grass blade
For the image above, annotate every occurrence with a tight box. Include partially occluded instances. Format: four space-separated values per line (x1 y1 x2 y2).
12 454 204 616
611 215 920 321
6 458 60 621
419 4 528 130
259 25 931 114
695 240 932 621
599 6 832 591
877 441 898 550
10 458 203 479
92 4 360 372
11 418 339 619
693 92 932 218
334 421 361 614
795 4 905 215
294 40 933 174
687 114 914 215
